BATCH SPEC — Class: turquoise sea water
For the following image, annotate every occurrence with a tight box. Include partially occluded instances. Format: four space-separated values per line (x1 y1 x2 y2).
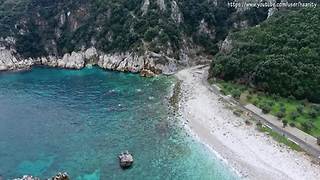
0 67 237 180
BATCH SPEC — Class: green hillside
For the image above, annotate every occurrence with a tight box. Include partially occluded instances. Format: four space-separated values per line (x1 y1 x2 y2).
0 0 242 58
210 8 320 103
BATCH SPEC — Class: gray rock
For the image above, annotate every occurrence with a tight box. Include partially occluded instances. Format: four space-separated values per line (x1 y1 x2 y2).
0 49 32 71
171 1 182 24
141 0 150 15
157 0 166 11
220 36 233 54
267 8 277 19
198 19 216 38
84 47 98 62
55 52 85 69
47 56 59 67
66 52 85 69
119 151 134 168
0 36 181 74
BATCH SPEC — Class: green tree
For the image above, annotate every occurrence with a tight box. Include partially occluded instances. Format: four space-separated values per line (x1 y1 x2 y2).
276 111 285 119
282 120 288 128
144 27 159 42
301 121 314 132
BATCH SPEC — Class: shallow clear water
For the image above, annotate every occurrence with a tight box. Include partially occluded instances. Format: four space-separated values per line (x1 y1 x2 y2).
0 67 237 180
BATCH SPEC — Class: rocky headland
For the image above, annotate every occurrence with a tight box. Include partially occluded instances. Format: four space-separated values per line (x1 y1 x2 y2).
0 37 179 76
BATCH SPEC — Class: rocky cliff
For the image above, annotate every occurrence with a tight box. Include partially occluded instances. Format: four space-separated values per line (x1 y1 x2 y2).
0 45 181 74
0 0 270 74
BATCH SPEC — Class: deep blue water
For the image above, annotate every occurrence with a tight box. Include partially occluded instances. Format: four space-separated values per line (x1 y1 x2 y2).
0 67 237 180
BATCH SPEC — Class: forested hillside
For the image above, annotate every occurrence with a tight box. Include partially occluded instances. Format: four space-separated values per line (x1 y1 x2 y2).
0 0 252 59
210 7 320 103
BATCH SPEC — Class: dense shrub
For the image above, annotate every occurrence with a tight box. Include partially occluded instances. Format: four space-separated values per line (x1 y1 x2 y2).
290 111 299 120
261 104 272 114
309 109 318 118
279 106 286 113
282 120 288 128
276 111 285 119
297 105 304 114
289 122 295 127
231 89 241 99
301 121 314 132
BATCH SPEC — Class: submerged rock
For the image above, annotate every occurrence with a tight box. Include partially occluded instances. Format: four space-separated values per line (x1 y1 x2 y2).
140 69 156 77
119 151 134 168
51 172 69 180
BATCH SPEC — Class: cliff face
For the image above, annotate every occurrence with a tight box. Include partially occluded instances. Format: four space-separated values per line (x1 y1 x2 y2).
0 46 179 74
0 0 269 73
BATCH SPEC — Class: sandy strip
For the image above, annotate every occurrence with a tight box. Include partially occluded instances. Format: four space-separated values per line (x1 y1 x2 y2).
176 66 320 180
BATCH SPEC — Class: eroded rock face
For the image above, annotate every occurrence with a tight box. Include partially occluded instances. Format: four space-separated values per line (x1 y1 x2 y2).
233 20 249 29
97 51 177 75
198 19 215 38
84 47 98 62
141 0 150 15
171 1 182 24
41 56 58 67
220 36 233 53
0 49 33 71
61 52 85 69
0 42 179 75
0 34 182 74
267 7 277 19
0 48 85 71
157 0 166 11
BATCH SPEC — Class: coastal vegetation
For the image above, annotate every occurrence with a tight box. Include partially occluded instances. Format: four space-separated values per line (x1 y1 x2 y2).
209 7 320 137
257 123 302 152
209 79 305 151
214 80 320 137
209 8 320 103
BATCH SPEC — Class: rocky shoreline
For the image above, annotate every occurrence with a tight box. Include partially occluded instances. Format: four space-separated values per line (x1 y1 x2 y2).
0 44 178 76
